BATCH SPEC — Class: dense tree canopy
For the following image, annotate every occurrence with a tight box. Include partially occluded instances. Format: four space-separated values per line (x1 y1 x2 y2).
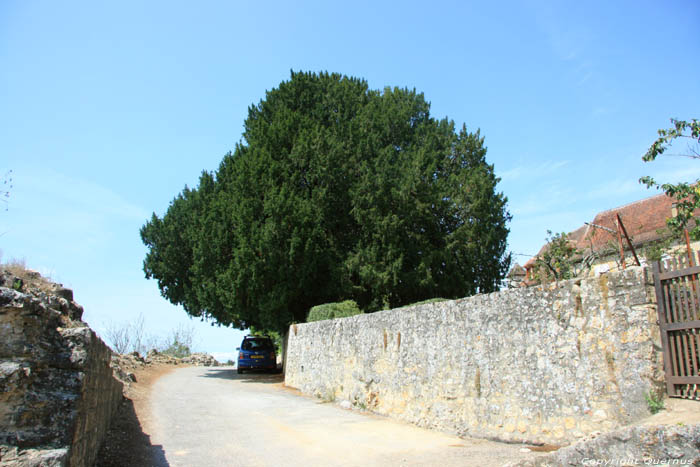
141 71 511 333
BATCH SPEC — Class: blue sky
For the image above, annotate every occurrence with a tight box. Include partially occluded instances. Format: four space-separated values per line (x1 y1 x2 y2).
2 1 699 360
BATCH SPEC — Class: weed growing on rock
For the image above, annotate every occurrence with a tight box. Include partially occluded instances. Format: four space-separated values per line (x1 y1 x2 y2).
354 400 368 411
2 259 56 294
321 389 336 403
645 389 665 414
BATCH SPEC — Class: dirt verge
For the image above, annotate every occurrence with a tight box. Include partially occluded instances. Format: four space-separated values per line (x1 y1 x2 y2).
95 364 181 467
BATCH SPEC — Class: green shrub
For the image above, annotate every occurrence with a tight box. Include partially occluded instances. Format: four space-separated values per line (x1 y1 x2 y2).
162 338 191 358
645 389 665 414
307 300 363 322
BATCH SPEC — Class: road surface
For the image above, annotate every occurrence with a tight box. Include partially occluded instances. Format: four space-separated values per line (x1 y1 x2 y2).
146 366 545 467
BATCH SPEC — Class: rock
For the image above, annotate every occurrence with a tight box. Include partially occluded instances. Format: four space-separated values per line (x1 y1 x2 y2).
0 446 69 466
130 351 145 363
0 266 123 467
110 350 220 391
182 353 220 366
54 287 73 301
510 424 700 466
0 287 24 307
145 352 179 365
23 270 41 280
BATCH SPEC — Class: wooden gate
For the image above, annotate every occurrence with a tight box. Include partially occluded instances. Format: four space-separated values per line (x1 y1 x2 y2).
653 256 700 399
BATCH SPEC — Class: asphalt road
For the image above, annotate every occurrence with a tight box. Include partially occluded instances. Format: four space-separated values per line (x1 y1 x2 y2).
147 366 544 467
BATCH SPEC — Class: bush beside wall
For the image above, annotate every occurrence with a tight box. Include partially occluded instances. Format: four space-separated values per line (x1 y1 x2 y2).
307 300 363 322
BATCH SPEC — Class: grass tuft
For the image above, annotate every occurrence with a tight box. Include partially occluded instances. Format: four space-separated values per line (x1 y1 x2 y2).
645 389 665 415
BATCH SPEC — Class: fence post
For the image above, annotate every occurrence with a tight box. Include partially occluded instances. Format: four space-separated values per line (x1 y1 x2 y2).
652 260 676 397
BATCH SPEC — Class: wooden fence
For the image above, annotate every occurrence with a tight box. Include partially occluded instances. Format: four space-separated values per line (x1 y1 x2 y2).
653 255 700 400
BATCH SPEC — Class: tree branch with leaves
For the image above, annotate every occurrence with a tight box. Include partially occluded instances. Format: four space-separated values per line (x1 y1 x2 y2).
532 230 579 283
640 118 700 239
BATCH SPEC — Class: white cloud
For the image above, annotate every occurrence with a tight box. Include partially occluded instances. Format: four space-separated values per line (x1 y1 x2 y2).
583 179 645 201
510 183 574 216
651 165 700 184
509 208 595 257
532 3 597 90
534 3 591 61
2 166 151 267
18 167 149 221
500 159 570 183
592 106 613 116
577 71 593 86
500 166 523 182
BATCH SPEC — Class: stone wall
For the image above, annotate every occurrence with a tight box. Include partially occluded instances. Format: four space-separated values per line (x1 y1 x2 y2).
0 270 123 467
285 267 665 445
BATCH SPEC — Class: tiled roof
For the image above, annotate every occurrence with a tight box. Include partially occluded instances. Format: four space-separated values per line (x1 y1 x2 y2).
507 263 526 278
523 193 677 270
580 193 673 254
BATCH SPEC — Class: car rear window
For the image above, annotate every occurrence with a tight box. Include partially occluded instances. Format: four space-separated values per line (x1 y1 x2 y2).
242 338 274 351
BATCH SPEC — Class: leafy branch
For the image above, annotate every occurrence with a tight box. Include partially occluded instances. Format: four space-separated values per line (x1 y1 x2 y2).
642 118 700 162
532 230 579 282
640 119 700 239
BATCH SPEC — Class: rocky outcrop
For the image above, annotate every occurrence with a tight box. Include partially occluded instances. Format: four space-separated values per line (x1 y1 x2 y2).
0 269 122 467
109 352 146 385
182 353 219 367
110 350 219 387
508 423 700 466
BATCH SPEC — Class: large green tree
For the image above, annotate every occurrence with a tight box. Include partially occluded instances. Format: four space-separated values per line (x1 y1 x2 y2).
141 71 511 333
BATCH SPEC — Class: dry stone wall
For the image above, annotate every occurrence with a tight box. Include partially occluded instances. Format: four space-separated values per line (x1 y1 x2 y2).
0 270 122 467
285 267 665 445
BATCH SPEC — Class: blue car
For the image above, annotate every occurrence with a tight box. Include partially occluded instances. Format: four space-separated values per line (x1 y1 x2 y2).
237 336 277 374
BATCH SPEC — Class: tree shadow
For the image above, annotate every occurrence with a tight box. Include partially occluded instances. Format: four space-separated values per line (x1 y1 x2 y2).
199 367 284 384
96 397 169 467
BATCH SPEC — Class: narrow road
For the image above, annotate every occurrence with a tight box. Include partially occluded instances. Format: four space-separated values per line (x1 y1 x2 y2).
147 366 543 467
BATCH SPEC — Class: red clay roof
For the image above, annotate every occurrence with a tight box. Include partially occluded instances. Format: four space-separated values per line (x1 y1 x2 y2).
523 193 677 269
581 193 674 254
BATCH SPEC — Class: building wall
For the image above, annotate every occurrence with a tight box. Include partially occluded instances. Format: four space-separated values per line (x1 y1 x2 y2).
285 267 665 444
587 240 700 277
